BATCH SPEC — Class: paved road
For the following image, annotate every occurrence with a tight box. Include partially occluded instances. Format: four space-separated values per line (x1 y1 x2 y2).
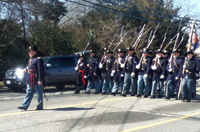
0 84 200 132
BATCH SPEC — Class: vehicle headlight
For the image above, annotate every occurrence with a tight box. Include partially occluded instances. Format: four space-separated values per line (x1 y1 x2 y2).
15 68 24 79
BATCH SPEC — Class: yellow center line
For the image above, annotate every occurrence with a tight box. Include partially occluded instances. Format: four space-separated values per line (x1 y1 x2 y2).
0 111 35 117
120 112 200 132
0 97 134 117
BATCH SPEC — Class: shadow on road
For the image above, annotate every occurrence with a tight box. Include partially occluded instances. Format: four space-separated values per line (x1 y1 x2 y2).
45 107 94 111
62 95 108 132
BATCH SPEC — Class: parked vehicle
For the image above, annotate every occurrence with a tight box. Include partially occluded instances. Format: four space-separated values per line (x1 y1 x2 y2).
4 55 79 92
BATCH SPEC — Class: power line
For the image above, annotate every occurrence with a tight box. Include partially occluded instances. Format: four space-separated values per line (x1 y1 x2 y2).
102 0 169 20
65 0 200 28
65 0 164 24
121 0 200 23
91 0 200 26
79 0 176 24
78 0 198 25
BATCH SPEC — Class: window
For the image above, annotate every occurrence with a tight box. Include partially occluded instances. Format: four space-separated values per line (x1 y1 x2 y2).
62 57 76 67
48 58 62 68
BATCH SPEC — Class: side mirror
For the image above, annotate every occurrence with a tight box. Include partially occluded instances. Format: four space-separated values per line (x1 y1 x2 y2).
46 64 51 67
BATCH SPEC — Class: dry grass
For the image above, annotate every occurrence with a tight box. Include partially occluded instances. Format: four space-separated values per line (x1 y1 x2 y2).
0 81 3 86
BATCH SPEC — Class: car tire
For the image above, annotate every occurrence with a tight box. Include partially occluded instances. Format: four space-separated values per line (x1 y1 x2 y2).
56 85 65 89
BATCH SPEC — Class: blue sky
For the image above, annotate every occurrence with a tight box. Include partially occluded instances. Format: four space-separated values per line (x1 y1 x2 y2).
173 0 200 34
173 0 200 19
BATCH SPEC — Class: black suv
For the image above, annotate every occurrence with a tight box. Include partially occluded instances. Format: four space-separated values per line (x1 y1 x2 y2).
4 55 79 92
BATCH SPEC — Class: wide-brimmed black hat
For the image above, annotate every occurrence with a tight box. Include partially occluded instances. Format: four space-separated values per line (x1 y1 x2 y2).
163 50 169 54
140 48 150 53
184 50 194 56
155 49 163 54
118 48 124 53
90 49 97 54
27 45 38 52
106 49 113 54
172 49 181 53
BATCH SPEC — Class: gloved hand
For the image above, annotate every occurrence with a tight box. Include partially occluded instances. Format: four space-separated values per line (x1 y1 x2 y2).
160 75 165 79
112 70 116 74
195 73 199 77
87 64 90 67
131 72 135 77
84 76 87 79
183 64 186 69
168 68 172 72
120 64 125 68
121 74 124 77
144 74 148 78
75 67 78 71
99 63 103 69
93 72 97 76
111 73 114 77
151 65 157 70
136 65 140 69
175 76 179 80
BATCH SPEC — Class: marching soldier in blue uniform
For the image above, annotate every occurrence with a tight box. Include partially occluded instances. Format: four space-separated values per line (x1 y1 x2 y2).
85 49 100 94
99 47 108 69
162 50 170 93
74 54 88 94
163 50 170 78
136 48 151 97
111 49 125 95
181 50 197 102
150 49 167 98
18 45 45 110
193 58 200 98
192 57 200 98
165 49 183 99
101 50 115 94
99 47 108 93
121 47 138 97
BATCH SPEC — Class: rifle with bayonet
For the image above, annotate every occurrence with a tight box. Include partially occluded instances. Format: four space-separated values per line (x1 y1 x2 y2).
160 27 169 50
137 23 160 69
152 27 168 68
168 20 182 70
163 34 178 50
113 29 129 51
99 26 128 69
176 30 186 48
146 23 160 49
120 24 147 73
108 28 121 49
132 24 146 50
99 26 123 67
83 23 93 55
75 23 92 71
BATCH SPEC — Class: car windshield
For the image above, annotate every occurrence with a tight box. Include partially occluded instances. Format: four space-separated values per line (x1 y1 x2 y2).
42 57 49 63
